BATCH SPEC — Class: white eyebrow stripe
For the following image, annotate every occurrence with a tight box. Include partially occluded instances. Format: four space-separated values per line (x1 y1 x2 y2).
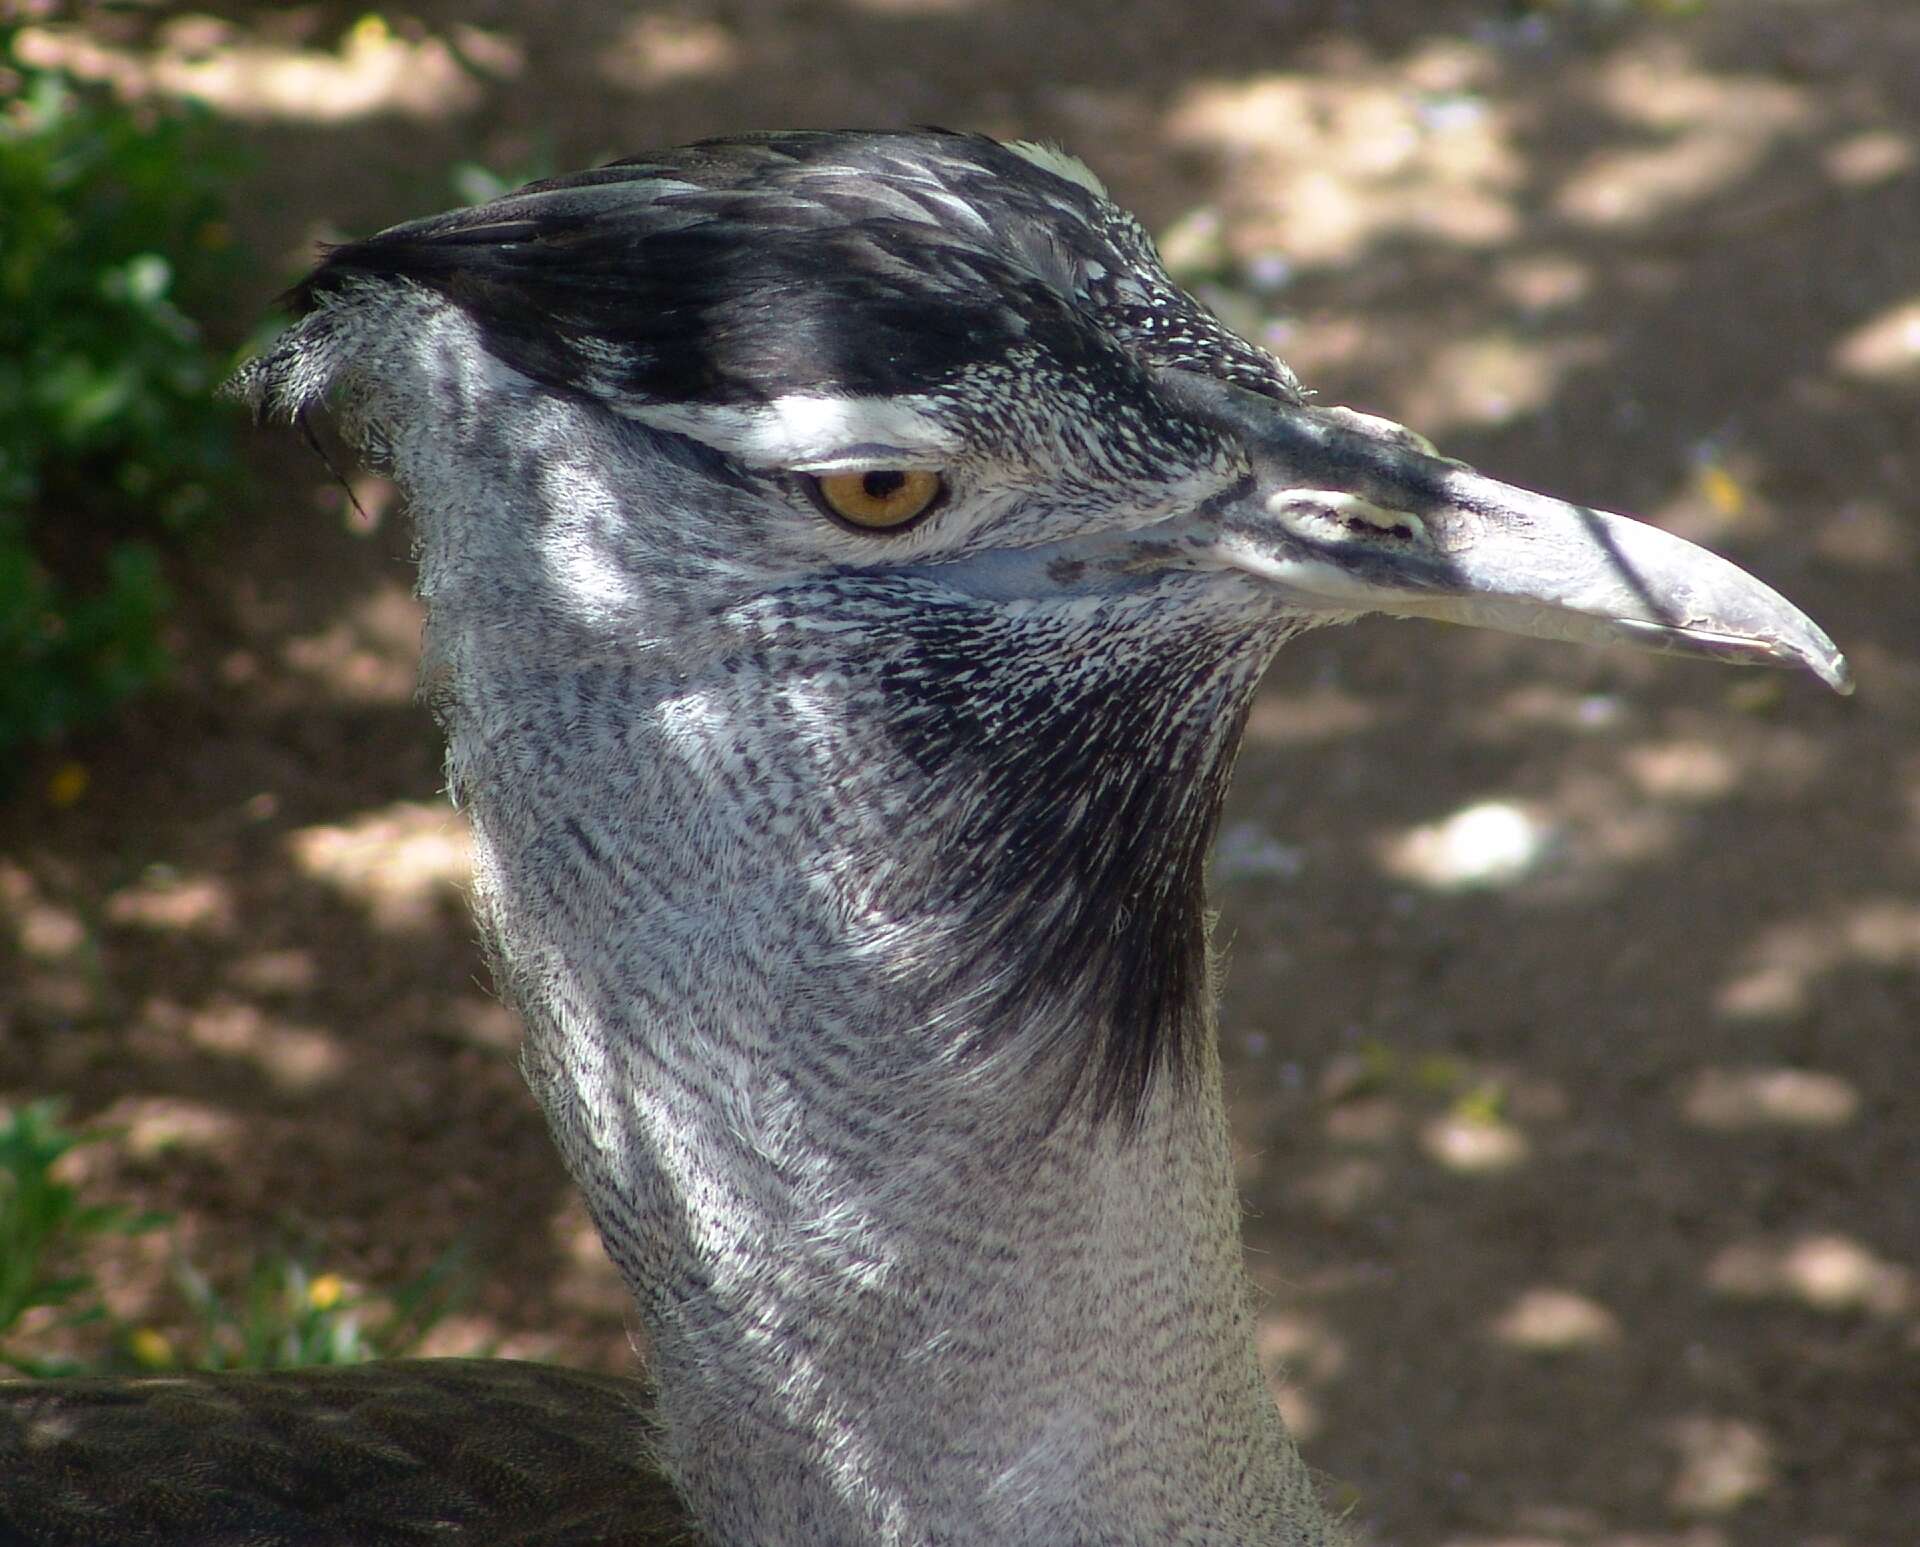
625 394 962 466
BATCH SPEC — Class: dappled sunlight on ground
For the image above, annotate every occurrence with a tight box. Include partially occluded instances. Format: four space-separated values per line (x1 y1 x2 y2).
150 995 346 1095
1681 1065 1860 1131
1832 294 1920 383
1707 1232 1912 1319
105 868 236 936
1488 1286 1620 1352
599 13 741 90
1717 895 1920 1019
1378 799 1553 891
1163 42 1523 269
537 1194 647 1368
1824 125 1916 188
287 800 472 932
1663 1413 1775 1517
1403 328 1611 433
225 945 320 997
1288 1047 1559 1186
1614 739 1738 803
1257 1310 1347 1443
4 859 109 1020
101 1094 247 1159
1553 50 1811 229
13 14 516 123
278 578 427 705
3 859 90 961
1419 1108 1530 1174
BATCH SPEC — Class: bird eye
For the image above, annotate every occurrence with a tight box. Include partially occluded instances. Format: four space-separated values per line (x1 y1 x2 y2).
808 469 944 532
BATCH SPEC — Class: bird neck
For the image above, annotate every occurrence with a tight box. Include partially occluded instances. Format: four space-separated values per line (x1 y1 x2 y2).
396 380 1336 1542
449 653 1333 1541
605 1031 1323 1545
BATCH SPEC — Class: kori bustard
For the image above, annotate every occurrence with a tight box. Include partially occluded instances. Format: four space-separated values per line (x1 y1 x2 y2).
0 130 1848 1546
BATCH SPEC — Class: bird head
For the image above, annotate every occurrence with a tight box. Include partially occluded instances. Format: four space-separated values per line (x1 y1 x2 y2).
236 128 1848 1119
262 128 1847 693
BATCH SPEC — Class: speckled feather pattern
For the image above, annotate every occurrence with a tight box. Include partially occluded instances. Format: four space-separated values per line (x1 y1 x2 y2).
0 1361 684 1546
221 130 1344 1544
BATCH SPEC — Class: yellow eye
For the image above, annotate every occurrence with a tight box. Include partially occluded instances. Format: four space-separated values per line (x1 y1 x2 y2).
810 469 944 532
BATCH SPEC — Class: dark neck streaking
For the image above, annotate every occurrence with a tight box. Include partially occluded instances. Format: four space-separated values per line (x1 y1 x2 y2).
749 578 1282 1125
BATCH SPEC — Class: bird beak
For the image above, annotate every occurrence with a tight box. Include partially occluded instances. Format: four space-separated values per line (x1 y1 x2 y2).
1158 369 1852 694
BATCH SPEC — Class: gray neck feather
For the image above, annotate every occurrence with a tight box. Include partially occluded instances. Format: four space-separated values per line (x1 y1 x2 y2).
321 291 1339 1544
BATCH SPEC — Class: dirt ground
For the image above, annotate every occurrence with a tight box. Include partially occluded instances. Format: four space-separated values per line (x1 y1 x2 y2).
2 2 1915 1543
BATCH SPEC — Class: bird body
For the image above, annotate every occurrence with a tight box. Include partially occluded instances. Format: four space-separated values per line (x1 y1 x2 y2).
0 130 1847 1545
0 1360 679 1545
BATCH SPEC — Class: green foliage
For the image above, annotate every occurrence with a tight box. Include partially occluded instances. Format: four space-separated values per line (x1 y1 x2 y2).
0 1100 481 1378
0 42 244 754
0 1100 167 1378
172 1242 480 1372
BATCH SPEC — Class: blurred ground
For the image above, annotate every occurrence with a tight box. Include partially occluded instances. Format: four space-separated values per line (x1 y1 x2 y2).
1 2 1915 1543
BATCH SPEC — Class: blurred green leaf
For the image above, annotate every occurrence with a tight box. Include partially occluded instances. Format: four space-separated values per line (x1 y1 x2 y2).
0 27 246 757
0 1100 171 1377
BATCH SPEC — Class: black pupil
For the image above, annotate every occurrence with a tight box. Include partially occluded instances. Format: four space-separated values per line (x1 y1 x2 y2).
862 471 908 502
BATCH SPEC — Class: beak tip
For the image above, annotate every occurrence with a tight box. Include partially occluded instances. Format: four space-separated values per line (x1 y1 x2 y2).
1814 648 1855 697
1775 614 1852 696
